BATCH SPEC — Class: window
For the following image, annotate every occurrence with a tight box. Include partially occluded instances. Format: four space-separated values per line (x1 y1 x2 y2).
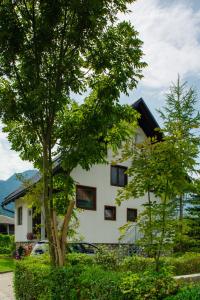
104 205 116 221
127 208 137 222
17 206 23 225
111 165 127 187
0 224 7 234
76 185 96 210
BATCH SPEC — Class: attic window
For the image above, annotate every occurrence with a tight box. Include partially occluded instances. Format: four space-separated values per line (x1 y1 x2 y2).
111 166 128 187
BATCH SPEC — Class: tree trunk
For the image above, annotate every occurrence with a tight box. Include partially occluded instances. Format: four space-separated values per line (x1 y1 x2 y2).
178 194 184 251
42 142 56 265
60 200 75 264
147 189 153 257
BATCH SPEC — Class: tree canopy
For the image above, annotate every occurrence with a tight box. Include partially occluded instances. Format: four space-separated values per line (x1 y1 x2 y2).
0 0 146 266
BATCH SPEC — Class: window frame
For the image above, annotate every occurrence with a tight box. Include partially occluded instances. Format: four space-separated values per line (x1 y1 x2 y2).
110 165 128 187
127 208 137 222
76 185 96 211
104 205 116 221
17 206 23 225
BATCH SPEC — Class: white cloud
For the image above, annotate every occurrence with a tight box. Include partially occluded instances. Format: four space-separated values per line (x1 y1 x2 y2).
0 124 33 180
119 0 200 89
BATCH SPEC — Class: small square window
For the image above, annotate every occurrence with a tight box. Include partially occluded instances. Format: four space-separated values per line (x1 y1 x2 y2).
76 185 96 210
104 206 116 221
127 208 137 222
18 206 23 225
111 166 127 187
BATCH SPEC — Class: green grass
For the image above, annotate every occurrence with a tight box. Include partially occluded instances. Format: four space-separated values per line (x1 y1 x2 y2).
0 255 15 272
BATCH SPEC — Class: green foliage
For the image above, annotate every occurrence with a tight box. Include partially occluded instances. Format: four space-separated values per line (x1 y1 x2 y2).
137 200 176 259
158 76 200 251
0 247 11 254
0 234 13 248
164 253 200 276
117 137 181 270
119 268 178 300
67 253 94 266
95 247 120 270
120 255 154 273
165 285 200 300
0 234 14 255
14 257 123 300
15 255 179 300
120 253 200 276
117 77 200 270
186 182 200 251
0 0 146 265
77 266 123 300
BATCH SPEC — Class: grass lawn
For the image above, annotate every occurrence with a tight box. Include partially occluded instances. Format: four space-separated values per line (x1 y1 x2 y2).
0 255 15 272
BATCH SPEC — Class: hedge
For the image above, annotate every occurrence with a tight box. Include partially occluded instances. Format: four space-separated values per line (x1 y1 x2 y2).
0 234 14 255
118 253 200 276
14 255 178 300
165 285 200 300
164 253 200 276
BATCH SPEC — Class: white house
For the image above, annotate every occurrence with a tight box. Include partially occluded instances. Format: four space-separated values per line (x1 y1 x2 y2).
2 98 162 245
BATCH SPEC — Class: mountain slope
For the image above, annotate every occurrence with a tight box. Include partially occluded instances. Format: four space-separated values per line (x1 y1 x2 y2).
0 170 37 217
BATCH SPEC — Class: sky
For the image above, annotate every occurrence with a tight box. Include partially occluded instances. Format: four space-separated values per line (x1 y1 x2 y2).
0 0 200 180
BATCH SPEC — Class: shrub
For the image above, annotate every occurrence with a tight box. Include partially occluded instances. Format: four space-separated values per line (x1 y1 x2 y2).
14 257 123 300
67 253 94 266
120 268 178 300
0 234 13 248
77 266 123 300
95 247 120 270
120 255 154 273
119 253 200 276
0 234 14 255
0 247 11 254
165 285 200 300
164 253 200 275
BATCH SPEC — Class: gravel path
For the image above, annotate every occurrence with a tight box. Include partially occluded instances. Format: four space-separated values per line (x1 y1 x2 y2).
0 272 15 300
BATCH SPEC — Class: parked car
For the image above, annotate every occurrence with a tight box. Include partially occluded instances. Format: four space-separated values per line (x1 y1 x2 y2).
31 240 99 255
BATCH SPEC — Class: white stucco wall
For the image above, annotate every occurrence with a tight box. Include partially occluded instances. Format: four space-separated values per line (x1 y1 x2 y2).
15 198 32 242
14 127 155 243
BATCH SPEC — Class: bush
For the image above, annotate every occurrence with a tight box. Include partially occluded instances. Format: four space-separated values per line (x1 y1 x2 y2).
14 256 178 300
120 255 154 273
95 247 120 270
0 234 14 255
14 257 123 300
0 234 13 248
164 253 200 276
119 253 200 276
77 266 123 300
120 268 178 300
165 285 200 300
67 253 94 266
0 247 11 254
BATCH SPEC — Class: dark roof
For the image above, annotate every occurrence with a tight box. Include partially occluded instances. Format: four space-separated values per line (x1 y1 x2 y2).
132 98 162 140
2 98 161 206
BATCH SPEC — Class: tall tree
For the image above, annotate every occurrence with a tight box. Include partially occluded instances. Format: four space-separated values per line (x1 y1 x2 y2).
158 76 200 251
0 0 146 266
117 138 185 271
